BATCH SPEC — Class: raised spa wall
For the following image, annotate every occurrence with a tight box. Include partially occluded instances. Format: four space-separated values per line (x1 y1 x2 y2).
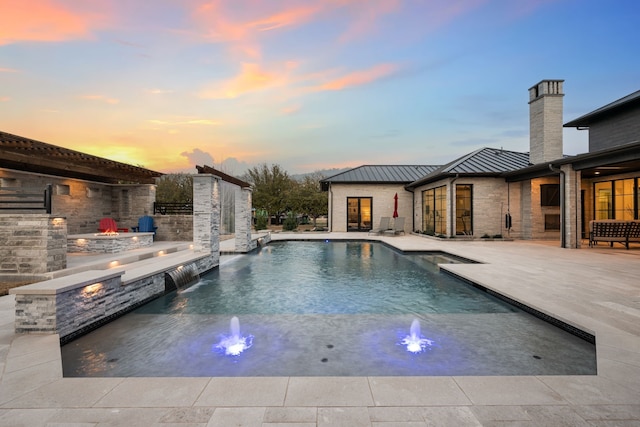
67 232 154 254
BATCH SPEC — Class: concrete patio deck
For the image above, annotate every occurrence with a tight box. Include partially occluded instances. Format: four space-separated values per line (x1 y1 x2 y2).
0 232 639 426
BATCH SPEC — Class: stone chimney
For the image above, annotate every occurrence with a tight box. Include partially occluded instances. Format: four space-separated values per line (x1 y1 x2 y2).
528 80 564 164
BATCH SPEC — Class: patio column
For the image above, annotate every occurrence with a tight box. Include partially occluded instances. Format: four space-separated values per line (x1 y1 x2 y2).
562 164 581 248
192 175 220 264
235 187 253 253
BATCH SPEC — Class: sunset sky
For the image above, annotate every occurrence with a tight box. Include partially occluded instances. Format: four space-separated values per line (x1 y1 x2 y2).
1 0 638 175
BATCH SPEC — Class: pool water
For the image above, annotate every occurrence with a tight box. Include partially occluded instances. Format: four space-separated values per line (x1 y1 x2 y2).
61 241 596 377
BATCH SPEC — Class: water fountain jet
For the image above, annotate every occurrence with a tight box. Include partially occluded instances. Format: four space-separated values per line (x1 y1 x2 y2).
215 316 253 356
401 318 433 353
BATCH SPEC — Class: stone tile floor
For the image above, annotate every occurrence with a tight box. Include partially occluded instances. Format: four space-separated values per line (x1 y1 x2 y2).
0 233 639 426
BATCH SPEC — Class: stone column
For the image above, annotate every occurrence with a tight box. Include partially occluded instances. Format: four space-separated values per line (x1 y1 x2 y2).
192 175 220 266
562 164 581 249
235 187 253 253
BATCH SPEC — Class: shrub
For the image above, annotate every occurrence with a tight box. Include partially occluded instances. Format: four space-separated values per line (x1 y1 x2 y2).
255 209 268 230
283 212 298 231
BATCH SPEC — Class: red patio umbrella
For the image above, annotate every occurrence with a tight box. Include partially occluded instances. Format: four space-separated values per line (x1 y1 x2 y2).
393 193 399 218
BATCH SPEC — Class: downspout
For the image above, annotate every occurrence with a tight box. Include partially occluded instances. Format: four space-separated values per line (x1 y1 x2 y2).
449 174 459 237
549 164 565 248
328 183 333 232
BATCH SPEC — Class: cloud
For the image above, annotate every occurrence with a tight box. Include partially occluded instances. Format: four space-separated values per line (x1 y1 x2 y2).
0 0 109 45
0 96 10 102
0 67 19 73
79 95 119 104
146 88 174 95
147 118 222 126
281 104 302 115
314 63 399 91
180 148 215 167
198 62 292 99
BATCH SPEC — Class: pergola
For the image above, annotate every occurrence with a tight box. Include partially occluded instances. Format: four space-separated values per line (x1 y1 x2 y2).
0 131 163 184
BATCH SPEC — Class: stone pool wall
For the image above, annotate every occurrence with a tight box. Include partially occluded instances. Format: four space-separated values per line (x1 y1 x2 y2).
11 256 211 342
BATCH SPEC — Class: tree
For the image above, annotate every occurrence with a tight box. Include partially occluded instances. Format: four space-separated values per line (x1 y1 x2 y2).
156 174 193 203
290 172 328 227
244 163 293 223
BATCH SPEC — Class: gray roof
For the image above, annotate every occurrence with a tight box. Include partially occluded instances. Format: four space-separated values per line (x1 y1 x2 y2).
564 89 640 128
321 165 440 185
407 147 530 188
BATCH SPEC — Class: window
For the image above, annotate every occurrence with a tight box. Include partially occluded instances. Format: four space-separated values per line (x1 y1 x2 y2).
347 197 372 231
456 184 472 235
422 186 447 235
540 184 560 206
594 178 638 220
614 179 635 220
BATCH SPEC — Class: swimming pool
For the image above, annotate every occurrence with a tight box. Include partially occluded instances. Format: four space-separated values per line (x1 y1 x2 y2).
61 241 596 377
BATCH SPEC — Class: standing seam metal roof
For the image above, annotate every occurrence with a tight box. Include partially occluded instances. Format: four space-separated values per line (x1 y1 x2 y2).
407 148 531 188
321 165 440 183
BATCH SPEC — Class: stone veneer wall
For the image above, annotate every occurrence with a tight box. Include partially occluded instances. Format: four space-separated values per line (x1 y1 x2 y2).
235 187 253 253
13 254 219 341
67 233 154 253
0 214 67 276
153 214 193 241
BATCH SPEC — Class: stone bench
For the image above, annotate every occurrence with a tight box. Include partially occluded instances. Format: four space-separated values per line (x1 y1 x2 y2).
589 220 640 249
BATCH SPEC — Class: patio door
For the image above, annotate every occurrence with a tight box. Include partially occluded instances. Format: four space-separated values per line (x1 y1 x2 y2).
347 197 372 231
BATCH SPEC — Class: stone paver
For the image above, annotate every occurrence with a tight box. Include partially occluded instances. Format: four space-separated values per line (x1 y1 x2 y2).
0 233 638 426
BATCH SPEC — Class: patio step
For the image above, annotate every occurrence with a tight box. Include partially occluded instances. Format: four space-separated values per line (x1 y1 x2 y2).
48 242 194 279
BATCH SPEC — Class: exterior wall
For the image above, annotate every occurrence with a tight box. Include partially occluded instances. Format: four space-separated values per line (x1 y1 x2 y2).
529 80 564 164
589 104 640 152
413 178 523 238
327 183 413 233
0 214 66 276
153 214 193 241
0 168 155 234
528 177 561 240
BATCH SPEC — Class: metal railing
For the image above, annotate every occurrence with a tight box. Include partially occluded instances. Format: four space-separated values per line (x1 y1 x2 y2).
154 202 193 215
0 184 52 214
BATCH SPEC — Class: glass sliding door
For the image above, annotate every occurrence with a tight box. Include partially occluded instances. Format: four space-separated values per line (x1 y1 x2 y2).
456 184 472 235
422 186 447 235
347 197 372 231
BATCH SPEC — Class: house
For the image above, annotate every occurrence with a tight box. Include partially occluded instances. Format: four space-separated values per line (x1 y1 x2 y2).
320 165 439 233
322 80 640 248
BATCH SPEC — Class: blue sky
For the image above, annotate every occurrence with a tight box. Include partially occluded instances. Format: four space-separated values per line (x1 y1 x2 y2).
1 0 638 175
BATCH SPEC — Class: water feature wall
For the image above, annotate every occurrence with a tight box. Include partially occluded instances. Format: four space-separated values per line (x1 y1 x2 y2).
165 264 200 292
11 256 210 343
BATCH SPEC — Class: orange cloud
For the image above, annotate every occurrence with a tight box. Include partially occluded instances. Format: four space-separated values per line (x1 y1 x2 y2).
0 96 10 102
315 63 399 91
0 0 109 45
79 95 119 104
0 67 19 73
147 118 222 126
198 62 286 99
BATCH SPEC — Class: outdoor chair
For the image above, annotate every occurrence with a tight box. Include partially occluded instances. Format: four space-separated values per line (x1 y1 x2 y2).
368 216 391 235
384 217 405 236
97 217 128 233
131 215 157 236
